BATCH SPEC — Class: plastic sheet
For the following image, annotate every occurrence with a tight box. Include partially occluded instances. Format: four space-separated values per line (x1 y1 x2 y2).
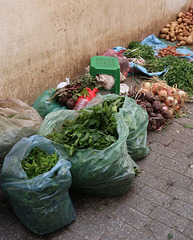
0 135 75 235
38 109 138 197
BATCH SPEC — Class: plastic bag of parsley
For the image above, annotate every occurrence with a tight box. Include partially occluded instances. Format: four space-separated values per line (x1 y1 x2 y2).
0 135 75 235
86 94 150 161
38 105 139 198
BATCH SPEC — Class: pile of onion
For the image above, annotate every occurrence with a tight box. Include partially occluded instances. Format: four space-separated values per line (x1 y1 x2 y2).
132 80 187 130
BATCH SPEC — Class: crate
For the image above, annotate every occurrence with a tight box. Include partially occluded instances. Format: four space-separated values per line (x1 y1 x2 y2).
89 56 120 94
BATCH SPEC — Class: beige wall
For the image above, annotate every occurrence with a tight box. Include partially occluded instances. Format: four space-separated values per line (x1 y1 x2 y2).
0 0 192 104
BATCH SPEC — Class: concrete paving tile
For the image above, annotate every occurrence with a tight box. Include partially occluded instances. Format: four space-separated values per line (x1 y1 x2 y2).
168 139 193 155
137 152 163 175
137 170 171 193
129 178 146 195
165 185 193 205
170 200 193 221
126 229 154 240
149 142 178 158
149 206 190 232
113 204 151 232
99 233 120 240
139 185 173 208
147 132 173 146
84 212 134 239
189 182 193 192
183 222 193 240
159 128 189 143
149 221 191 240
155 155 188 174
157 168 192 189
68 215 104 240
120 192 157 215
183 165 193 178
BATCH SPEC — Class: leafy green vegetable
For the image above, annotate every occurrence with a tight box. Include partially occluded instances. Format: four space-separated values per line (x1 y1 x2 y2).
168 233 173 240
163 58 193 96
7 114 15 118
21 147 59 179
143 55 181 72
46 100 122 155
183 124 193 129
123 42 155 60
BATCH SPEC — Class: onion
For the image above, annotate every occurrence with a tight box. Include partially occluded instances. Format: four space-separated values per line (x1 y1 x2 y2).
165 96 174 106
167 108 174 118
152 83 164 94
172 99 178 108
158 90 168 102
167 87 176 96
142 82 151 90
178 90 186 100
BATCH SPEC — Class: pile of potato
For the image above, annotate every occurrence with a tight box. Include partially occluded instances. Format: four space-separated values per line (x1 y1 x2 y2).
159 5 193 46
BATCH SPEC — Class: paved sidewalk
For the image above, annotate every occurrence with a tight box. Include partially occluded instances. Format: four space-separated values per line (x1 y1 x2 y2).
0 103 193 240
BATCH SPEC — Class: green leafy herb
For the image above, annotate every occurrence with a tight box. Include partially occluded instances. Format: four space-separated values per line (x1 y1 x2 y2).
183 124 193 129
21 147 59 179
46 99 124 155
168 233 173 240
7 114 15 118
123 42 155 60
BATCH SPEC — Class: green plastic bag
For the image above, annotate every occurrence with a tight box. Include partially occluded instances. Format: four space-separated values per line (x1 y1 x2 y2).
86 94 150 160
33 88 67 118
38 109 138 197
0 135 75 235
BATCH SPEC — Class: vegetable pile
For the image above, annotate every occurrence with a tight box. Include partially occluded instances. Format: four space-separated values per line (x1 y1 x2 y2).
50 73 101 109
159 5 193 46
46 99 124 155
21 147 59 179
123 41 156 60
125 78 187 130
158 45 191 57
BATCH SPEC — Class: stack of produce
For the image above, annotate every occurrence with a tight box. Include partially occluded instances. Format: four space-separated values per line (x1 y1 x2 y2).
158 45 191 57
159 5 193 46
50 73 100 109
126 78 187 130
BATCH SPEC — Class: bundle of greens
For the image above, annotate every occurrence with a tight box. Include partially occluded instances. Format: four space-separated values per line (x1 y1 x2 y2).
50 73 101 109
143 55 181 72
21 147 59 179
123 41 156 60
46 99 123 155
163 59 193 96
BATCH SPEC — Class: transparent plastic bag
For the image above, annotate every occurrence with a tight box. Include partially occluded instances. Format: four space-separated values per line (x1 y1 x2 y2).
102 49 130 77
0 98 42 164
0 135 76 235
38 110 138 197
33 88 67 118
86 94 150 160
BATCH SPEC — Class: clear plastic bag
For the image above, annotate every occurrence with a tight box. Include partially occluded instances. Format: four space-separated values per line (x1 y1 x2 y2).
38 109 138 198
0 135 76 235
33 88 67 117
0 98 42 164
86 94 150 161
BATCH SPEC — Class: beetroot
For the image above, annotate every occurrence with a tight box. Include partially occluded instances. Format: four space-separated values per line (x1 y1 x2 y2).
66 98 76 109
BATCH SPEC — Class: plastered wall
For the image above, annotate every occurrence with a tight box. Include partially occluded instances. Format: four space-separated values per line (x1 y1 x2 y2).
0 0 192 105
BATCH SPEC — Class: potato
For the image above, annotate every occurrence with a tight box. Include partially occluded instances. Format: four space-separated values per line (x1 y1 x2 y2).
180 40 186 45
160 33 166 39
160 28 169 34
176 35 184 41
186 31 193 44
171 38 175 42
165 34 170 40
177 18 182 24
166 24 171 28
169 31 175 38
178 12 183 18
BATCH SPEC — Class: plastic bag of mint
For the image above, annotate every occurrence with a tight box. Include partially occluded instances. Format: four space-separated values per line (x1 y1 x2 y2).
86 94 150 161
38 104 139 198
0 135 75 235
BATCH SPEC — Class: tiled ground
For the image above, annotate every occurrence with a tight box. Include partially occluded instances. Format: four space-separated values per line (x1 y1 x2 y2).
0 99 193 240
